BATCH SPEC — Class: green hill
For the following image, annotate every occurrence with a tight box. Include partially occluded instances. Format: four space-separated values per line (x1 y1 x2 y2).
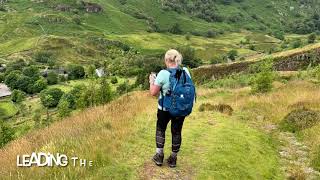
0 0 319 65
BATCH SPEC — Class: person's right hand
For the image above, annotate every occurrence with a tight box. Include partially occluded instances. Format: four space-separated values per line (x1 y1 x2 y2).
149 73 156 84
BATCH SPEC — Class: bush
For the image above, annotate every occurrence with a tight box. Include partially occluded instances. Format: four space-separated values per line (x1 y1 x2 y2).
68 65 85 80
34 51 53 63
251 71 275 93
11 90 26 103
177 46 202 68
111 76 118 84
227 49 238 61
308 33 317 44
198 103 233 115
22 66 40 80
135 73 149 90
117 81 131 95
280 108 320 132
58 97 71 118
292 39 302 48
251 60 275 93
169 23 182 34
40 88 64 108
0 121 15 148
47 71 58 85
32 77 48 93
273 31 285 40
4 70 22 90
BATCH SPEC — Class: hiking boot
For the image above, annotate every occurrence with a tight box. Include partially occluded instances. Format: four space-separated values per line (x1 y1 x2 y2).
152 153 164 166
167 155 177 168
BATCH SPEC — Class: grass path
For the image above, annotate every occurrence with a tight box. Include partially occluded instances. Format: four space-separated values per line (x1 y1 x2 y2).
0 90 284 179
115 92 284 179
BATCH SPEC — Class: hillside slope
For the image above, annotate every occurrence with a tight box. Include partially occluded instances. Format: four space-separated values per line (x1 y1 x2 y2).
0 0 319 64
0 90 283 179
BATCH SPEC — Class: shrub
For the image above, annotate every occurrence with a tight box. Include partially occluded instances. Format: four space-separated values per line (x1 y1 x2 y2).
198 103 233 115
308 33 317 44
135 73 149 90
98 77 113 104
227 49 238 61
32 77 48 93
251 71 275 93
292 39 302 48
177 46 202 68
280 108 320 132
0 121 15 148
117 81 131 95
111 76 118 84
273 31 285 40
40 88 64 108
5 70 22 90
0 73 4 82
169 23 182 34
58 97 71 118
185 33 191 41
11 90 26 103
34 51 53 63
22 66 40 80
47 71 58 85
68 65 85 80
251 60 275 93
206 30 217 38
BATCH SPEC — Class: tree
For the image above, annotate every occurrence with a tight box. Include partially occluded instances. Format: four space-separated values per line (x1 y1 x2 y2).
4 70 22 90
40 88 64 108
33 108 42 128
32 77 48 93
251 60 275 93
98 77 112 104
308 33 317 44
22 66 40 80
11 90 26 103
177 46 202 68
68 65 85 80
15 76 33 93
0 121 15 148
58 97 71 118
87 64 96 79
47 71 58 85
227 49 238 61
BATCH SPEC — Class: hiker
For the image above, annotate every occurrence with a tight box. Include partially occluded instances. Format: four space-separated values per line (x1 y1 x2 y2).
149 49 196 168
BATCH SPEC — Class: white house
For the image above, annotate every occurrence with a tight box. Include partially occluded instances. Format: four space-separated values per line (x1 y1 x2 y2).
0 83 12 98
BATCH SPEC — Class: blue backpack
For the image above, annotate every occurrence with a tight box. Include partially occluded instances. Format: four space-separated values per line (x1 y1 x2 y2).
159 67 196 117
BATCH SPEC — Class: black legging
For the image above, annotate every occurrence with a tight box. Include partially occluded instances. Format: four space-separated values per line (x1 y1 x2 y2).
156 109 185 153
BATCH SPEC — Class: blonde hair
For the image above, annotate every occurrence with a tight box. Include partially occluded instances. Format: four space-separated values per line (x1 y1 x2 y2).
165 49 183 65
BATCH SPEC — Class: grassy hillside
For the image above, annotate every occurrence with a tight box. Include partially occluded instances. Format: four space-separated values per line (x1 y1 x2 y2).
1 79 320 179
0 90 283 179
0 0 319 64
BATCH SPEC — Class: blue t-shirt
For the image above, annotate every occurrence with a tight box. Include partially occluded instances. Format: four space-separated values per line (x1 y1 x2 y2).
154 67 191 109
